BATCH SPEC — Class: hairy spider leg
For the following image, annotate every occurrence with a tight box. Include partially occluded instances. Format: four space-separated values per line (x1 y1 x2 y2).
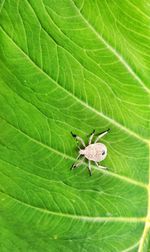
95 162 107 170
88 129 95 145
88 160 92 176
71 157 85 170
94 129 110 143
71 132 86 147
70 154 80 170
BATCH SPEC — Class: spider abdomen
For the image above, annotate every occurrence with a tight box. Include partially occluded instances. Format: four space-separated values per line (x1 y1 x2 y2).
84 143 107 162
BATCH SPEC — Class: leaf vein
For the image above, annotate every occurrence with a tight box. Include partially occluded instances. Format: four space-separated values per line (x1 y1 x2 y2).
1 27 148 144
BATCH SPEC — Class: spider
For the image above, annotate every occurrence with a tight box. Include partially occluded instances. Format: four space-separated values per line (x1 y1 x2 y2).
71 129 110 176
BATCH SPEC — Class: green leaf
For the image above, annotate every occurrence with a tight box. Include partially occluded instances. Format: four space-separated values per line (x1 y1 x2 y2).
0 0 150 251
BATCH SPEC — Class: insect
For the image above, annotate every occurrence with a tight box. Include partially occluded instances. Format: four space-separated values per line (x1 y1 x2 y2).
71 129 110 176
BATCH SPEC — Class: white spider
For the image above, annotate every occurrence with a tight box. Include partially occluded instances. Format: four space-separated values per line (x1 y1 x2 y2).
71 129 110 176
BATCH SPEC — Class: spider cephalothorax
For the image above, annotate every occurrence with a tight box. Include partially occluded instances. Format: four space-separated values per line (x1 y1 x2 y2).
71 129 110 175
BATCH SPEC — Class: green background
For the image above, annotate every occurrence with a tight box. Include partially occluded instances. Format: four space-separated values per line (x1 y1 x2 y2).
0 0 150 251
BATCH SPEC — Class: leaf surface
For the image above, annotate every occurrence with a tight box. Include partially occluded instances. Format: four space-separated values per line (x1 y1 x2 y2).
0 0 150 251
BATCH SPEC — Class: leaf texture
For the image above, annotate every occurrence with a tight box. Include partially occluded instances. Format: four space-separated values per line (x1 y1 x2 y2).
0 0 150 251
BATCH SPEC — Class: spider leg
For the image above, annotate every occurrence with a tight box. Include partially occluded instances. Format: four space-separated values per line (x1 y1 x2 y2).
71 157 85 170
88 160 92 176
95 162 107 170
88 129 95 145
70 154 80 170
94 129 110 143
71 132 86 147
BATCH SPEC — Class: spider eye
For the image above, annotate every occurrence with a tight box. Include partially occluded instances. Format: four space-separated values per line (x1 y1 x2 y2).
102 150 105 155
